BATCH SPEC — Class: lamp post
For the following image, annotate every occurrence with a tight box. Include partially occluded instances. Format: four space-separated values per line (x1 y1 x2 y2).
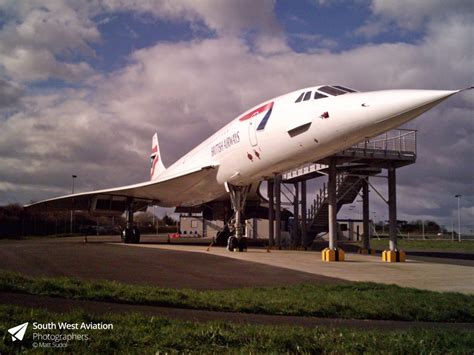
371 211 376 229
70 175 77 234
455 194 461 242
451 220 454 241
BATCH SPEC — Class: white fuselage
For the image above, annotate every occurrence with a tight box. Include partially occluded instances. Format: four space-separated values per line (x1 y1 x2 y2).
155 85 458 207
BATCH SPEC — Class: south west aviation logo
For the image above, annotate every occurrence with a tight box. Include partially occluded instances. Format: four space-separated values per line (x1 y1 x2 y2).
8 322 29 341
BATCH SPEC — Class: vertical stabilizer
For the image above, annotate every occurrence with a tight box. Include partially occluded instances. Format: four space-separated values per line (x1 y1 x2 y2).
150 132 166 180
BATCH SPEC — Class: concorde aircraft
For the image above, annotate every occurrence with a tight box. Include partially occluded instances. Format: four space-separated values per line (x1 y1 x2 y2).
26 85 470 250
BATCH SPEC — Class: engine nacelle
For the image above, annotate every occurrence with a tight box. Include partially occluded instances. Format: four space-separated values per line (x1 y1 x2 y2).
90 195 149 216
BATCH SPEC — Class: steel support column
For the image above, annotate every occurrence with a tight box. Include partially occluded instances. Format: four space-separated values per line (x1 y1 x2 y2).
274 174 282 247
362 178 370 250
328 159 337 250
292 182 299 247
388 166 397 251
126 207 134 229
300 180 307 247
234 188 242 239
252 218 258 239
267 179 275 246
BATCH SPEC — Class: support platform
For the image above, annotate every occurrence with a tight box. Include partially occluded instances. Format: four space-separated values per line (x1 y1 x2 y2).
267 129 418 255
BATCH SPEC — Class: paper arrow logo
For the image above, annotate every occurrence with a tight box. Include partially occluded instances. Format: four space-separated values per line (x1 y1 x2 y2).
8 322 29 341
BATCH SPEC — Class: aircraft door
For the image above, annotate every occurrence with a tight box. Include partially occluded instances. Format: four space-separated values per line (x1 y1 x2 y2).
248 116 258 146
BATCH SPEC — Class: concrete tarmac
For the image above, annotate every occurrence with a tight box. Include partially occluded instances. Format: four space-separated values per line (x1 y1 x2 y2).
0 237 343 290
123 242 474 294
1 236 472 294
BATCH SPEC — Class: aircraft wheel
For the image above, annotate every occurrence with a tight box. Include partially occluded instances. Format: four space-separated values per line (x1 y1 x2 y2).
227 236 238 251
121 228 133 243
216 227 231 246
238 237 248 252
131 227 141 244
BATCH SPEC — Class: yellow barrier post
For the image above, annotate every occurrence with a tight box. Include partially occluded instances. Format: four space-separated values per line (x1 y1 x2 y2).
322 248 344 262
382 250 406 262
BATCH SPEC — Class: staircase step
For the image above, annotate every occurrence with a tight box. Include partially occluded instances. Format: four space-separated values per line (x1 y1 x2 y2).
306 174 364 245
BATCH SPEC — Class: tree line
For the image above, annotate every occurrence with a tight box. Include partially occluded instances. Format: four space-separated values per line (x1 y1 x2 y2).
373 219 446 234
0 203 177 238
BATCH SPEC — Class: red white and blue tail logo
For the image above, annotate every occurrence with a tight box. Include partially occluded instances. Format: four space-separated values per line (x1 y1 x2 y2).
150 132 166 181
239 102 274 130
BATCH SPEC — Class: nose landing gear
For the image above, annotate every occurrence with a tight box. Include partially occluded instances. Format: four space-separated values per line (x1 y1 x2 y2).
225 183 251 252
121 226 140 244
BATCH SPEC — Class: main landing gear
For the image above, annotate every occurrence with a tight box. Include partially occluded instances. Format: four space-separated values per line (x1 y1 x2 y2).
121 207 140 244
225 183 251 252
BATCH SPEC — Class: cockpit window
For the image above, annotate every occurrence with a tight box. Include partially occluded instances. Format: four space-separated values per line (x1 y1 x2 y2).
334 85 357 93
314 92 328 99
318 86 347 96
295 92 305 103
303 91 312 101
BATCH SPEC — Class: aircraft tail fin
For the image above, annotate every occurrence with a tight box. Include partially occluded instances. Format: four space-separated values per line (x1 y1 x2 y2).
150 132 166 181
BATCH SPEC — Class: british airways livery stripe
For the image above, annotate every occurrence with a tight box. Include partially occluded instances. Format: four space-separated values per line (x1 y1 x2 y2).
150 155 159 178
238 102 274 121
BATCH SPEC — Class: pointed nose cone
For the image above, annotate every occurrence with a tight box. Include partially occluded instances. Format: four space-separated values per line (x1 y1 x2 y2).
365 89 459 128
393 89 459 112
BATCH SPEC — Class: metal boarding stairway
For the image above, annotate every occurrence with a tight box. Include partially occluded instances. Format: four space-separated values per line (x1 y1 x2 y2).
306 173 364 243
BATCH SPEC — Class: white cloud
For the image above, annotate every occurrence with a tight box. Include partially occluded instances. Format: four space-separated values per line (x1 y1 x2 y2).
101 0 280 36
0 78 22 109
357 0 474 38
370 0 474 30
2 47 95 82
354 19 390 38
0 0 283 82
0 1 100 82
289 33 338 51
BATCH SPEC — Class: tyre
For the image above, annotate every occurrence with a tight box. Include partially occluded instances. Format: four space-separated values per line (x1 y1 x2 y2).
131 227 141 244
216 227 231 246
121 228 133 243
238 237 248 251
227 236 238 251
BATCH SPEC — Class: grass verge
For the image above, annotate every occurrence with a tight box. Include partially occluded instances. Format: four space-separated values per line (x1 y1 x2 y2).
1 305 473 354
1 271 473 322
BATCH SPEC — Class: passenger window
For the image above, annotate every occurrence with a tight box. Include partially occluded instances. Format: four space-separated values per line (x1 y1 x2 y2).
303 91 312 101
314 92 328 99
295 92 305 103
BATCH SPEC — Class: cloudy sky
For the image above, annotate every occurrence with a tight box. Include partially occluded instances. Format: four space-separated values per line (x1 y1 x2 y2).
0 0 473 229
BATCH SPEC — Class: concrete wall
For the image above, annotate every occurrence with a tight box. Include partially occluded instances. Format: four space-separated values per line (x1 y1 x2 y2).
245 218 287 240
337 220 367 241
180 216 289 240
204 219 225 239
179 216 224 238
179 216 203 237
